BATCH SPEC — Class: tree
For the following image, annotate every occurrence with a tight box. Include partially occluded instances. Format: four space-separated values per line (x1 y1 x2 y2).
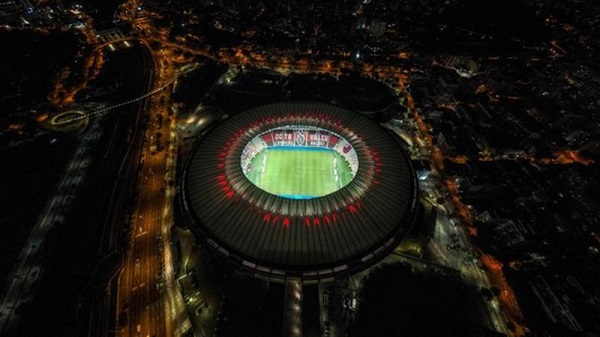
349 263 481 337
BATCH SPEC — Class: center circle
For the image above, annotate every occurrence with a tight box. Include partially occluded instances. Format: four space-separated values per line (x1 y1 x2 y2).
241 125 359 199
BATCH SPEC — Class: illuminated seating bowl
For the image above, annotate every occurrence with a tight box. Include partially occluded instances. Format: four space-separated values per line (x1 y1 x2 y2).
180 102 418 283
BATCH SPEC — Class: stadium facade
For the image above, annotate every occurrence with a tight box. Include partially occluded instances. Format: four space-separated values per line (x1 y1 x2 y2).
180 102 418 283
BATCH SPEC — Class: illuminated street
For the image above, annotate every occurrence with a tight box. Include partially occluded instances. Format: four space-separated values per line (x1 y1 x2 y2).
115 44 189 337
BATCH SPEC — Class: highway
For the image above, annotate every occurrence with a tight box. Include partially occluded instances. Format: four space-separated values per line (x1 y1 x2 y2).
51 69 184 126
0 123 101 335
116 45 189 337
86 44 155 337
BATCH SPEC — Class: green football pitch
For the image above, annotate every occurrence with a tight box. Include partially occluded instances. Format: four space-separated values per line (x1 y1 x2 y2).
245 147 354 199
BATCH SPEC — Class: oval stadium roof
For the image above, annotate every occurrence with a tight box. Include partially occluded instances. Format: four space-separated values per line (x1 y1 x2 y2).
180 102 418 282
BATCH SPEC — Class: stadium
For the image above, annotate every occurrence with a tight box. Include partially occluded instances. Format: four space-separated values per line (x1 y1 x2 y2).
180 102 419 282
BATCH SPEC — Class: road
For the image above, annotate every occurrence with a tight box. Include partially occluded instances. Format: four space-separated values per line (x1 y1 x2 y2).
51 69 184 126
87 44 154 337
0 123 101 335
424 195 511 334
116 44 189 337
403 87 523 336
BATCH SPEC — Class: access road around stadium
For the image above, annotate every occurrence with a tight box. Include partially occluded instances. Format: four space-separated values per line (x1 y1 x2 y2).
386 119 512 336
425 181 510 334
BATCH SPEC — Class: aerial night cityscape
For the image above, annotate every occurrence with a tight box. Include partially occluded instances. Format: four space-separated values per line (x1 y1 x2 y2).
1 0 599 336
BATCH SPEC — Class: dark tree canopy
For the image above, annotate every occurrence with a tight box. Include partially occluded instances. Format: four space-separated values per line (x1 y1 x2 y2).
350 263 483 337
